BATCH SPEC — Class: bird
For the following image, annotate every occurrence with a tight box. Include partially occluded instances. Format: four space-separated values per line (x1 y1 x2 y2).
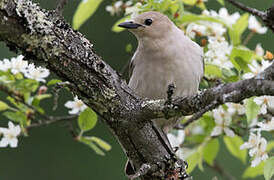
118 11 204 133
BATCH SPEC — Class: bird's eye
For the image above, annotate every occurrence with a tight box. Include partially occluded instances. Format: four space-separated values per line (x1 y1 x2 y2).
144 18 153 26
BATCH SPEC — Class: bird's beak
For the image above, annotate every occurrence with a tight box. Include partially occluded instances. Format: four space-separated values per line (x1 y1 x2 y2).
118 21 143 29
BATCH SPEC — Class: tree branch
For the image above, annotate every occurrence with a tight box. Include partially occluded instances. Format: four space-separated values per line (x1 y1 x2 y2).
27 115 77 129
208 161 237 180
0 0 273 179
224 0 274 32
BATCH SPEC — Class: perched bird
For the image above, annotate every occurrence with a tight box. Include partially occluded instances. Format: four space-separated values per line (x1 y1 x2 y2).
119 11 204 133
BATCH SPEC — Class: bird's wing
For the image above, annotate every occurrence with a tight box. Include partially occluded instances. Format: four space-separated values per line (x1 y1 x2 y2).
129 51 138 79
201 54 205 79
128 59 135 78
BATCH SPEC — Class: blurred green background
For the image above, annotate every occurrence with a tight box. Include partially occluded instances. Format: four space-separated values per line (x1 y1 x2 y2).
0 0 273 180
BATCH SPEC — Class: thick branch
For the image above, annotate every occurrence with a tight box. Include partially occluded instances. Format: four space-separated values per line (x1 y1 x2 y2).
0 1 184 179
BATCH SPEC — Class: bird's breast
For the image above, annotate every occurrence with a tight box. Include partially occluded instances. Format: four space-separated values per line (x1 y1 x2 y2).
128 47 202 100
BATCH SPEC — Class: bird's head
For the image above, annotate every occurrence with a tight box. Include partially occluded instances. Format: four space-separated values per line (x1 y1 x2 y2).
118 11 173 40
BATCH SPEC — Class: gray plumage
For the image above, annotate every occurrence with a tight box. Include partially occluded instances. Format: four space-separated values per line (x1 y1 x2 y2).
119 11 204 133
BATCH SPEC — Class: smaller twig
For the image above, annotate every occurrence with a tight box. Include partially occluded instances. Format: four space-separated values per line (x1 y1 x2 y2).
176 101 218 129
224 0 266 18
56 0 68 15
27 115 77 129
243 31 255 46
208 161 237 180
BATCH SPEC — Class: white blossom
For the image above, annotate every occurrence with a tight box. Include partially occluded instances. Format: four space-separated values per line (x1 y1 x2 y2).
226 103 245 115
10 55 28 74
205 37 233 69
0 121 21 148
207 22 227 37
248 15 267 34
201 9 232 37
24 63 50 82
210 8 240 25
255 43 264 57
65 96 87 114
249 137 268 167
125 2 142 18
243 60 272 79
211 106 235 137
0 59 11 72
186 23 207 38
167 130 185 158
257 117 274 131
240 131 269 167
253 96 274 114
240 132 261 150
106 1 123 16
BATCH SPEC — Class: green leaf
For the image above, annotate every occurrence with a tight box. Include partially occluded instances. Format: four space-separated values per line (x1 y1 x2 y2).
229 13 249 45
3 111 19 122
169 1 180 14
203 139 219 166
196 1 206 10
0 71 15 83
79 136 105 156
185 134 206 144
35 94 52 101
223 136 247 164
186 151 200 173
179 13 230 27
78 108 97 132
112 16 131 33
72 0 103 30
264 157 274 180
245 97 260 124
200 114 215 134
87 136 111 151
267 141 274 151
197 145 204 171
205 64 222 78
32 94 51 113
230 47 254 72
15 79 39 93
0 101 9 111
216 0 224 5
47 79 62 86
182 0 197 6
14 73 23 79
3 111 27 125
242 162 264 178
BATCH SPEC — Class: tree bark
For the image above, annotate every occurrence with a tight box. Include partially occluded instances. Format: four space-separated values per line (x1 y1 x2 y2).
0 0 274 179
